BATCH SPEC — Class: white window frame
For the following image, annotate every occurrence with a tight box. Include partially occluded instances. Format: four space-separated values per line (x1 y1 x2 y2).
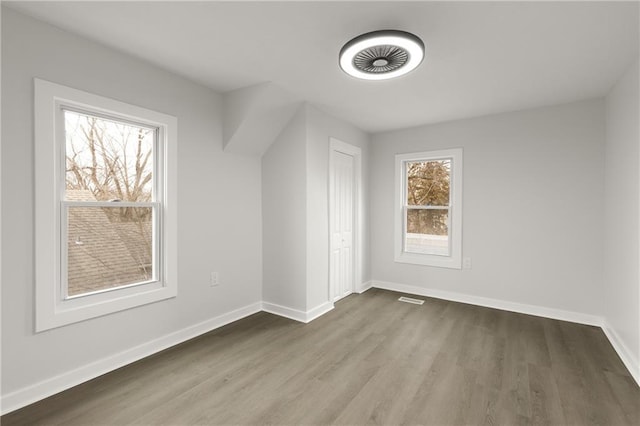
394 148 463 269
35 79 178 332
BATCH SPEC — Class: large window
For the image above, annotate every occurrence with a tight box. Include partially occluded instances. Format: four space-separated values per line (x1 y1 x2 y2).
64 109 158 297
35 79 177 331
395 149 462 268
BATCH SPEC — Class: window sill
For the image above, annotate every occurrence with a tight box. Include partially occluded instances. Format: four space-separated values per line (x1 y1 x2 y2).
36 282 176 332
394 252 462 269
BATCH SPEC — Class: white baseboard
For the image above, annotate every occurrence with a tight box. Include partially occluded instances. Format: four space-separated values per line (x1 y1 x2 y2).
372 280 640 387
305 301 334 322
601 320 640 386
371 280 602 326
261 301 334 323
0 302 262 415
4 285 636 414
2 298 337 415
355 280 373 294
261 301 308 322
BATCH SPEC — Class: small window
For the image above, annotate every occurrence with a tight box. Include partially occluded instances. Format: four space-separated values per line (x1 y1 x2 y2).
35 79 177 331
395 149 462 269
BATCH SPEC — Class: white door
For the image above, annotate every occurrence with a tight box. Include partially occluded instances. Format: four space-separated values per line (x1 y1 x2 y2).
330 150 354 302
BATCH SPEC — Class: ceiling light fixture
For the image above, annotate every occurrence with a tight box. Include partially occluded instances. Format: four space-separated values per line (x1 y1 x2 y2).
339 30 425 80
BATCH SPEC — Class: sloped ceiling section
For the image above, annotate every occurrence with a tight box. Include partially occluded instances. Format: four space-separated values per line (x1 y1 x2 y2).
223 82 302 156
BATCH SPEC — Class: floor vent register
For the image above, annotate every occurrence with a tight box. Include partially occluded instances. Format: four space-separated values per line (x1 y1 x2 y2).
398 296 425 305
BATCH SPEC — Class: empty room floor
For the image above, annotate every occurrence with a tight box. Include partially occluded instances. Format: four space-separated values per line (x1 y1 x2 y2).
2 289 638 425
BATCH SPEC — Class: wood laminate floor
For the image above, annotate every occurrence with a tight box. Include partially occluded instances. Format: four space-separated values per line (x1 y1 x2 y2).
2 289 638 425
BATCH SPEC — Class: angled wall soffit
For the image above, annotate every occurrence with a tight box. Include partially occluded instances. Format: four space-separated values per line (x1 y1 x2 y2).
223 82 303 156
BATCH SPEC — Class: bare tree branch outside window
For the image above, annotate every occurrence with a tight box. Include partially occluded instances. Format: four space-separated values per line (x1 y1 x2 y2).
406 160 450 236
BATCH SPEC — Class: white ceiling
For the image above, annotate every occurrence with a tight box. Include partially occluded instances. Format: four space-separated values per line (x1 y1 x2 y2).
6 1 639 133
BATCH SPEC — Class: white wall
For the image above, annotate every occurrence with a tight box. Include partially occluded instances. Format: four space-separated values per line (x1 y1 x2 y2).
1 7 262 398
371 100 605 318
4 1 632 412
0 5 4 406
604 58 639 380
262 104 371 314
262 108 308 311
305 105 371 310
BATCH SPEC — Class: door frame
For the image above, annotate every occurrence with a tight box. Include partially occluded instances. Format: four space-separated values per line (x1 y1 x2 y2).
328 137 362 302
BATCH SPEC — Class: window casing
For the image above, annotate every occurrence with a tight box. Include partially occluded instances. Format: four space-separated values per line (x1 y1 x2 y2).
35 79 177 332
395 149 463 269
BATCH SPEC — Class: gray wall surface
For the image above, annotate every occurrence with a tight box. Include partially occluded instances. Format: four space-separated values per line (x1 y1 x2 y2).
1 8 262 395
305 105 371 309
604 58 640 370
3 2 637 409
262 104 371 312
262 108 308 311
371 99 605 316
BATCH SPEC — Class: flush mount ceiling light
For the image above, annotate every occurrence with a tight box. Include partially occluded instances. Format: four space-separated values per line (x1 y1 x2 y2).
339 30 425 80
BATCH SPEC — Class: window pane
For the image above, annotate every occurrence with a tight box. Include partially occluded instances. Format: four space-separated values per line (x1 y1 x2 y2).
406 159 450 206
406 208 449 255
66 206 153 297
64 110 155 202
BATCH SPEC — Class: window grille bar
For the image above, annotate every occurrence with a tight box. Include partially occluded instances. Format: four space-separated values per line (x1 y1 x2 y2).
62 201 158 208
404 205 450 210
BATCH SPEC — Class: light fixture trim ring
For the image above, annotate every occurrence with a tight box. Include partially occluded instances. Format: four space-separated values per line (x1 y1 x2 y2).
339 30 425 80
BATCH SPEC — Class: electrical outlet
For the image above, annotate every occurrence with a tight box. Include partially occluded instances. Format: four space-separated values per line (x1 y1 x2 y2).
210 272 219 286
463 257 472 269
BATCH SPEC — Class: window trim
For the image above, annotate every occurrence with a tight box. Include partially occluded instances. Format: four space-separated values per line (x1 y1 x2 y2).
35 79 178 332
394 148 463 269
